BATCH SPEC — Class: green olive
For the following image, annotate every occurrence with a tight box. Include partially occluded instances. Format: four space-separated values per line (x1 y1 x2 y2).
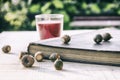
21 55 34 67
49 53 60 62
103 33 112 41
54 56 63 70
61 35 71 44
94 34 103 44
2 45 11 53
19 52 28 59
34 51 43 62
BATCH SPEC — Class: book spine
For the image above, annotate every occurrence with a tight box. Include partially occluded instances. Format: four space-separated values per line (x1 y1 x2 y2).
28 44 120 66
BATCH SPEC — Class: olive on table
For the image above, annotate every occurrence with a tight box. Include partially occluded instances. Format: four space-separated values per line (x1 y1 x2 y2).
54 56 63 70
2 45 11 53
94 34 103 44
34 51 44 62
21 55 34 68
49 53 60 62
61 35 71 44
103 33 112 41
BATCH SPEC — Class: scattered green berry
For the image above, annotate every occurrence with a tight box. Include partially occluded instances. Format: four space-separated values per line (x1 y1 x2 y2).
21 55 34 67
19 52 28 59
94 34 103 44
54 56 63 70
49 53 60 62
34 51 43 62
61 35 71 44
2 45 11 53
103 33 112 41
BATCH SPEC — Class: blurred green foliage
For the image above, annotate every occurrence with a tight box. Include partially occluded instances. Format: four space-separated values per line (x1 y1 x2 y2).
0 0 120 32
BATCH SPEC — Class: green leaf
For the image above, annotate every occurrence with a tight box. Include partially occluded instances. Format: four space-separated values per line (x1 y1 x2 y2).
90 4 100 14
67 6 78 13
29 4 40 13
86 10 91 15
43 9 52 14
2 1 11 12
22 8 28 14
12 20 22 27
52 0 64 9
31 20 36 27
41 2 51 13
4 12 16 21
118 10 120 15
103 3 116 12
81 2 87 9
59 11 70 23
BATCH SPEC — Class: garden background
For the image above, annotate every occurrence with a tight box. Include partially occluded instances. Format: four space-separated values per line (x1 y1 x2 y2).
0 0 120 32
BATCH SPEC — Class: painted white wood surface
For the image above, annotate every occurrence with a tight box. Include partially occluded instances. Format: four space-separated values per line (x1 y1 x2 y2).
0 30 120 80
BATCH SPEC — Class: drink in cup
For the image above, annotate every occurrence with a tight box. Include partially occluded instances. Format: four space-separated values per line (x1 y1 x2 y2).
35 14 64 40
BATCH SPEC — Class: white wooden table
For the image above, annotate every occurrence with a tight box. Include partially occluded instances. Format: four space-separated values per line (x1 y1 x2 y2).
0 30 120 80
